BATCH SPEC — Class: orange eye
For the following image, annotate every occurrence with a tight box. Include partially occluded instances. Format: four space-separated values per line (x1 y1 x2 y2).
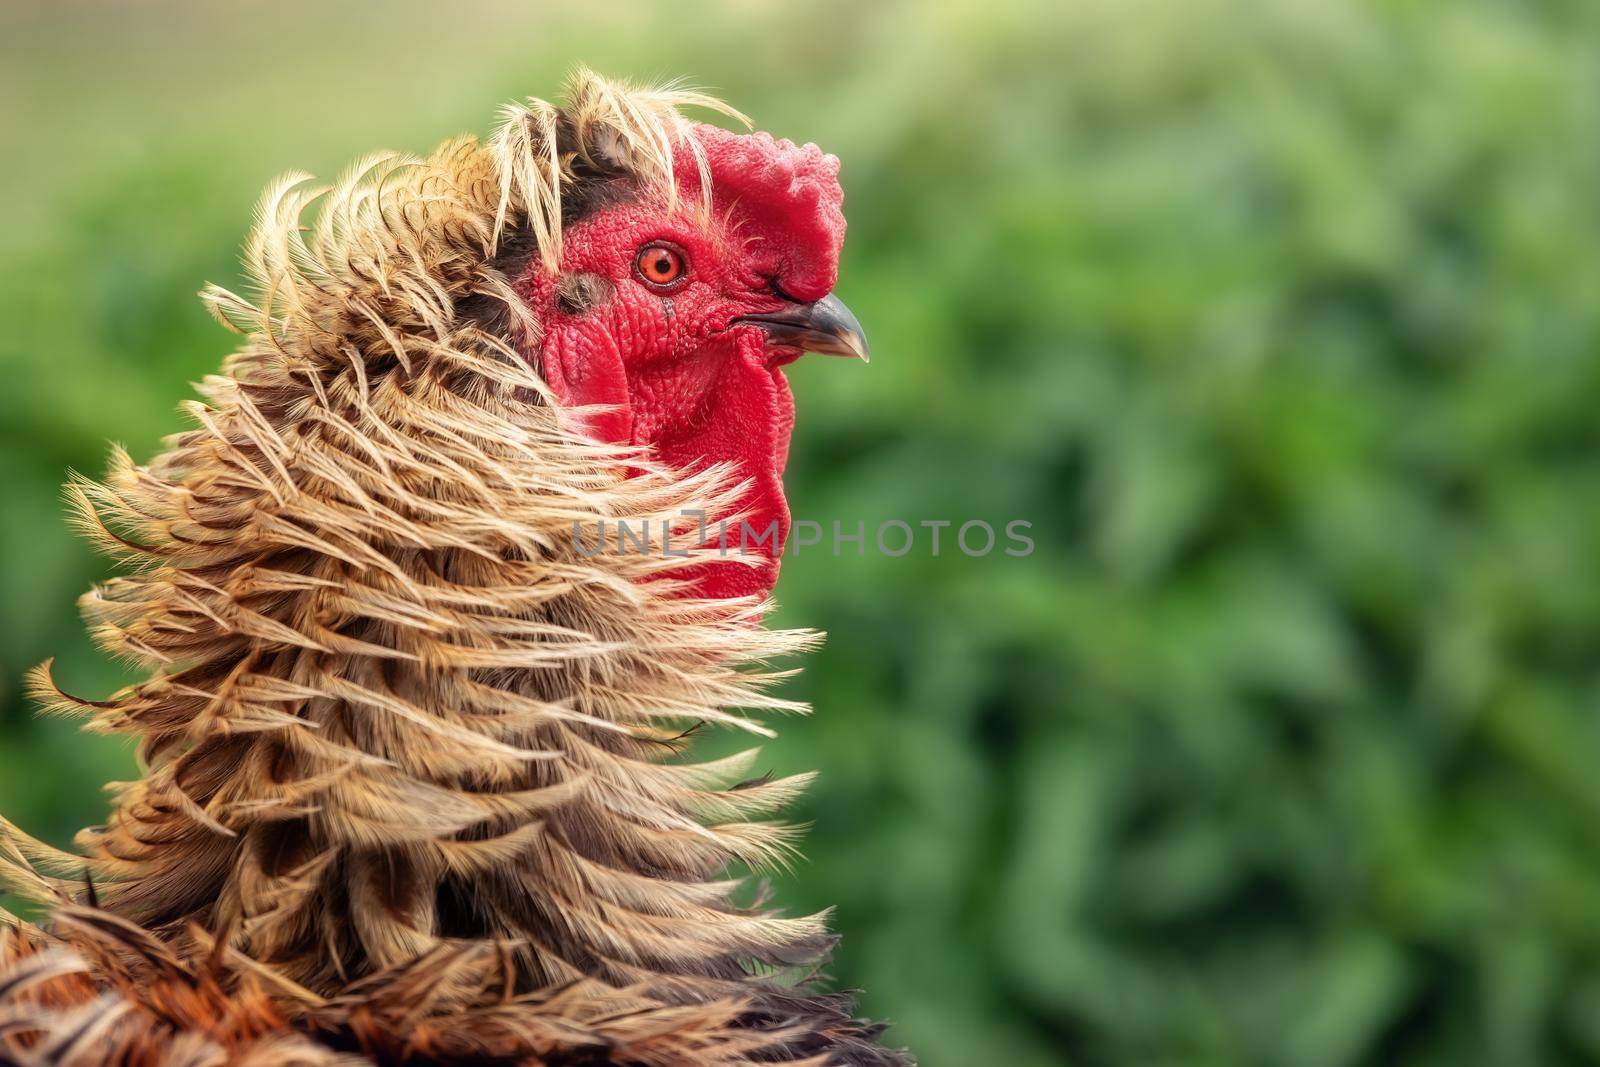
634 242 687 289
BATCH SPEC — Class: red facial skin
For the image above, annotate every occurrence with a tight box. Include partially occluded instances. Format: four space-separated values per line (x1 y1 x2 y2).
520 125 847 601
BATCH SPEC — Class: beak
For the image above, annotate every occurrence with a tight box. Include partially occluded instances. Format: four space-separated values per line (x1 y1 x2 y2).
733 293 870 362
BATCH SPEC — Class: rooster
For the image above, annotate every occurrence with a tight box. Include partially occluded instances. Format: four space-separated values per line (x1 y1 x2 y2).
0 69 907 1067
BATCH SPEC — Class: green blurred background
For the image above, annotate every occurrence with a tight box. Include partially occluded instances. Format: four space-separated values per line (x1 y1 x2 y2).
5 1 1600 1063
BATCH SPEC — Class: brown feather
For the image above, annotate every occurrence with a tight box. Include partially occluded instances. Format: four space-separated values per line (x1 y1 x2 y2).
1 68 910 1066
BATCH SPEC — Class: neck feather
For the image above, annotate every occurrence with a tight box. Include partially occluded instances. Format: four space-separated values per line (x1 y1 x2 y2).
15 140 824 1003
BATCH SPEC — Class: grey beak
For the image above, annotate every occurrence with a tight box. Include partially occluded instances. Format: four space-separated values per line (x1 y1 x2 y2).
733 293 870 362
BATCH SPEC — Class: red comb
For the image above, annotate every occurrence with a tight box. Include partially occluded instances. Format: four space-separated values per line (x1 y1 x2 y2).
677 125 846 302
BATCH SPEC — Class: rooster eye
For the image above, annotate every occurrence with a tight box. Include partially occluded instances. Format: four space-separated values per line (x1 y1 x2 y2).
634 242 687 290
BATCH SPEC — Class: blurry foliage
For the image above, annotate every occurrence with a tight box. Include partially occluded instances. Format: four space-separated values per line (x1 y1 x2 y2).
4 0 1600 1064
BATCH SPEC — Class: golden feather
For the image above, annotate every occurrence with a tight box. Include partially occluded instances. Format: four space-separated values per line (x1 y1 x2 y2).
1 69 908 1066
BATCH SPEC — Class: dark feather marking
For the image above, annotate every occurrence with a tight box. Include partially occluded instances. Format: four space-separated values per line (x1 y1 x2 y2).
555 273 615 315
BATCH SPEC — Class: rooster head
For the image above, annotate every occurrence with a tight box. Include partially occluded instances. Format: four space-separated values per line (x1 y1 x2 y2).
516 122 866 602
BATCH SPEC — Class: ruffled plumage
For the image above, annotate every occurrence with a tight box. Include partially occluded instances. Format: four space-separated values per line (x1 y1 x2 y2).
0 68 909 1066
